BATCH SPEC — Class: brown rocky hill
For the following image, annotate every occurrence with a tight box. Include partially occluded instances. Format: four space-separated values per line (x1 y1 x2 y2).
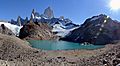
19 21 58 40
0 33 46 65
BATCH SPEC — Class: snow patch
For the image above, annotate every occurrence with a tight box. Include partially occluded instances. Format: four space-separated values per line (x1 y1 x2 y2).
90 17 100 21
95 24 101 26
0 22 22 36
35 16 41 19
52 24 79 37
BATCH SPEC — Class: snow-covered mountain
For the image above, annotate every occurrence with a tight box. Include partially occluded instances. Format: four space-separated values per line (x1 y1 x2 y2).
31 7 54 20
30 7 79 37
0 21 22 36
9 16 28 26
8 7 79 37
52 24 79 37
61 14 120 44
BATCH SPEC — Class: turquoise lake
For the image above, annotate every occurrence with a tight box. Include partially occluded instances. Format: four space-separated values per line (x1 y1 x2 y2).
28 40 105 50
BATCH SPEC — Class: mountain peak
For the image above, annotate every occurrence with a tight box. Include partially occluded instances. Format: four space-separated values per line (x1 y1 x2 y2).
43 7 54 19
30 9 35 20
86 14 110 22
32 9 35 14
47 6 51 9
17 16 21 26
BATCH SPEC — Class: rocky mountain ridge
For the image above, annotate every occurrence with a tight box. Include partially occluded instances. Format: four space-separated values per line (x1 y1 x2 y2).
19 20 58 40
0 7 120 45
61 14 120 45
8 7 79 37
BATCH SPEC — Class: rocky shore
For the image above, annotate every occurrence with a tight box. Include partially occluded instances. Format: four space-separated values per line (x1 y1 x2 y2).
0 33 120 66
41 44 120 66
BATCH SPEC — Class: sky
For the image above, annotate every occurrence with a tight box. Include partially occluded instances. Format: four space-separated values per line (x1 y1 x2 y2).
0 0 120 24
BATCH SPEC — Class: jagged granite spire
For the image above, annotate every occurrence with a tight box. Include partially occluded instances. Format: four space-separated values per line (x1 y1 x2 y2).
17 16 21 26
24 17 28 24
60 16 64 20
30 9 35 22
44 7 54 19
31 9 35 18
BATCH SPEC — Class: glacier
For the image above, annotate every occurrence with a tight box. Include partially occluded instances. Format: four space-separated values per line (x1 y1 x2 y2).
52 24 79 37
0 22 22 36
9 7 79 37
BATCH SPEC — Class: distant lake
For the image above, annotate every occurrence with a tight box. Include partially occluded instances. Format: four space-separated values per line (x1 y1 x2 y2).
28 40 104 50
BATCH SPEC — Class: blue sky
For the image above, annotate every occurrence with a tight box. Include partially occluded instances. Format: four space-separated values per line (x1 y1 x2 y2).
0 0 120 24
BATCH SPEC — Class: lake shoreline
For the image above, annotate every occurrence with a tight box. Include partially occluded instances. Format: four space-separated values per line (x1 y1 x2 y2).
0 43 119 66
0 33 120 66
28 40 105 50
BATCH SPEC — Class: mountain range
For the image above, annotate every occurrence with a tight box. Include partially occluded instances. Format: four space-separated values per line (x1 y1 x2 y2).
0 7 120 45
9 7 79 37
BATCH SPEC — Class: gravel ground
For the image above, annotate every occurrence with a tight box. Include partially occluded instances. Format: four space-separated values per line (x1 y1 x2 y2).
0 33 120 66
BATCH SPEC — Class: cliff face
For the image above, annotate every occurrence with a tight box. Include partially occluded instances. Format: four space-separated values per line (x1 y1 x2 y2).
0 24 15 36
19 21 58 40
43 7 54 19
61 14 120 45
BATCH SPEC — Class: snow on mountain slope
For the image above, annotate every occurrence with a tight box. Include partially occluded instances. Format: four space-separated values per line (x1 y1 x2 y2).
52 24 79 37
31 7 54 21
90 17 100 21
0 22 22 36
30 8 79 37
9 7 80 37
